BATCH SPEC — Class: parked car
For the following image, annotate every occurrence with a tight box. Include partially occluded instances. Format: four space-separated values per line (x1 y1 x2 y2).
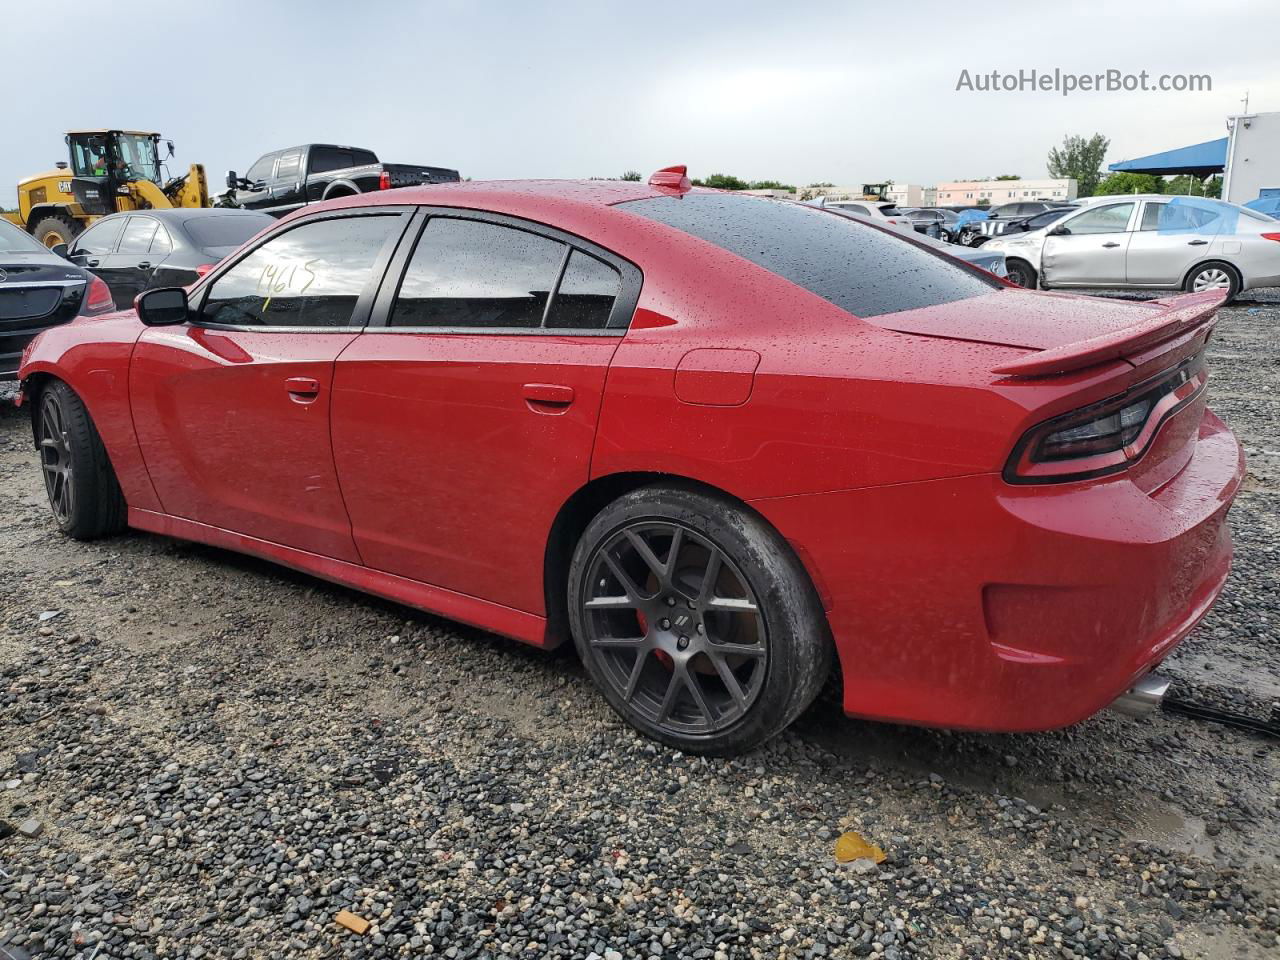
223 143 460 216
823 205 1005 276
986 200 1075 219
807 195 914 233
0 218 113 378
899 208 960 241
983 194 1280 297
968 207 1075 247
18 175 1243 756
68 209 276 309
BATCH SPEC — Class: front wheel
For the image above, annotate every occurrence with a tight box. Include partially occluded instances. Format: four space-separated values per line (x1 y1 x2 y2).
37 381 127 540
568 486 831 755
1005 259 1038 288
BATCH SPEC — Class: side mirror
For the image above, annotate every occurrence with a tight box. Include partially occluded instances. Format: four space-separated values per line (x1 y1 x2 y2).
50 243 70 260
226 169 238 189
1050 225 1070 236
135 287 189 326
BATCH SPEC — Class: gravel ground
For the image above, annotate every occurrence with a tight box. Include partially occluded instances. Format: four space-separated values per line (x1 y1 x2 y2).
1 298 1277 960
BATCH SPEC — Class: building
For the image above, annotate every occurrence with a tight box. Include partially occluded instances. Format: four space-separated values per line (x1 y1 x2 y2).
1223 111 1280 205
885 184 934 208
934 179 1077 206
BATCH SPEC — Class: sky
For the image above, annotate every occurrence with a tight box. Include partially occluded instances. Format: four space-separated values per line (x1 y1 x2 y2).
4 0 1277 207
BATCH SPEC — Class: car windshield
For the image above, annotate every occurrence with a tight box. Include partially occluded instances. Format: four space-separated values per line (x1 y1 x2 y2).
0 219 49 254
185 214 275 252
620 193 999 318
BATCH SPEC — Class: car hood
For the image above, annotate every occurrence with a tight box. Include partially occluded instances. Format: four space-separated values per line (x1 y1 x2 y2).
0 253 88 284
865 288 1186 351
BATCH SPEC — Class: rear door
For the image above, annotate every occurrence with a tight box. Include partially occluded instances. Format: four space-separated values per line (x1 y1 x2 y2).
268 150 306 213
1125 200 1222 285
97 215 163 308
331 209 640 616
129 208 411 559
1041 201 1136 286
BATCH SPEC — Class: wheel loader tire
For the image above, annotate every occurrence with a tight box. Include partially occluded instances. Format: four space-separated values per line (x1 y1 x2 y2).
32 214 84 248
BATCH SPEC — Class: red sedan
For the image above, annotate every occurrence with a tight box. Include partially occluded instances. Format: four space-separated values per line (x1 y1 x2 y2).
17 169 1244 755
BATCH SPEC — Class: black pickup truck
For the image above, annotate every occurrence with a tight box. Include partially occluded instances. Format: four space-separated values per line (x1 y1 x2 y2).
221 143 460 216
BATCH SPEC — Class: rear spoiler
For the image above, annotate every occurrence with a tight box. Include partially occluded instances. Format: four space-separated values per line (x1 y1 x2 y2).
991 290 1226 378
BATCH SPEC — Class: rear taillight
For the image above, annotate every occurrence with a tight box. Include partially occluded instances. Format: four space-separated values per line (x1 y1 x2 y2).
195 263 216 278
378 171 392 190
1261 232 1280 243
82 276 114 315
1005 352 1207 484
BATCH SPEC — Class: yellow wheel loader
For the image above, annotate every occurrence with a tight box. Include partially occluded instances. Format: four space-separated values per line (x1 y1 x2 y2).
2 130 208 247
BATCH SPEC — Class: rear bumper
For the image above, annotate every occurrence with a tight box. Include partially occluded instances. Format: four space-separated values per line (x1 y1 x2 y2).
751 407 1244 732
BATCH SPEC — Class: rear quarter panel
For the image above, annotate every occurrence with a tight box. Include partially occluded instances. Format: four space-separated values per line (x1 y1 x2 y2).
19 314 160 512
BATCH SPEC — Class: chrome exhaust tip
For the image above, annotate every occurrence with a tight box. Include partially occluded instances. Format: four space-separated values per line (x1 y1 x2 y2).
1109 673 1171 717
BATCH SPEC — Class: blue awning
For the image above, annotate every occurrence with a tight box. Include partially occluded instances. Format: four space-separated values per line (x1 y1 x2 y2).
1108 137 1228 177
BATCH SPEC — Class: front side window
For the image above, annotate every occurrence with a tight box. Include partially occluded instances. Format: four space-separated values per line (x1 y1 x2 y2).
117 217 159 254
391 218 566 328
1064 203 1135 235
245 154 275 183
622 194 998 319
73 217 125 256
202 215 400 328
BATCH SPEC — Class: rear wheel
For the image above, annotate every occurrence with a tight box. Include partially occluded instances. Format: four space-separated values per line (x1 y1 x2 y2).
37 381 126 540
31 214 83 249
1005 259 1037 288
1185 261 1240 302
568 486 831 755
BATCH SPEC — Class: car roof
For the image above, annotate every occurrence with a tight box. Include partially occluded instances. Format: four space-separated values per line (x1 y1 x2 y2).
90 208 274 223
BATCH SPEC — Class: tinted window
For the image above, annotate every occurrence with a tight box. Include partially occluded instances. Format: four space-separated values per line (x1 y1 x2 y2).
185 214 275 251
832 203 871 216
118 217 159 254
622 194 998 318
150 223 172 254
1065 203 1134 235
546 251 620 330
202 215 399 328
309 147 379 174
245 153 275 183
1139 202 1219 231
391 218 565 328
276 153 302 178
73 217 125 256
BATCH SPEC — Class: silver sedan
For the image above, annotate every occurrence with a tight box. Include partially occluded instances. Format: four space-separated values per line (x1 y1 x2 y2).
983 195 1280 299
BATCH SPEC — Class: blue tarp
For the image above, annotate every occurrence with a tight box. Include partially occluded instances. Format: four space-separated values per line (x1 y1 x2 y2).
1108 137 1228 177
1244 196 1280 219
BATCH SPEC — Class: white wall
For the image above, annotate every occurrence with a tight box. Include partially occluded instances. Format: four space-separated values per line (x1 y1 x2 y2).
1224 112 1280 204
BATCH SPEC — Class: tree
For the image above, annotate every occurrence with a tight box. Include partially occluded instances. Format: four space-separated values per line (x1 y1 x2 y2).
1046 133 1110 197
1163 174 1221 198
620 170 642 182
693 173 750 191
747 179 796 192
995 174 1021 181
1094 172 1161 196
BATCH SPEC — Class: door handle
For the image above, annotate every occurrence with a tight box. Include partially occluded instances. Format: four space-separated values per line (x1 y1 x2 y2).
137 261 151 269
87 258 100 267
1187 239 1209 246
284 376 321 402
523 382 574 410
1101 242 1121 248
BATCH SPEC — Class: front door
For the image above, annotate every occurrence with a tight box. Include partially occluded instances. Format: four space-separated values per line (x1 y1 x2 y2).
331 211 639 615
129 208 410 560
1041 201 1136 286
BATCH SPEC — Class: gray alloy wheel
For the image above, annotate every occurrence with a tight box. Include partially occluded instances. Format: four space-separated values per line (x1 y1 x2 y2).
1185 261 1241 302
568 485 832 756
579 520 768 735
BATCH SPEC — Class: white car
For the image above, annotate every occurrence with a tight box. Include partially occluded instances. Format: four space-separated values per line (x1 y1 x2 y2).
806 196 915 234
984 195 1280 298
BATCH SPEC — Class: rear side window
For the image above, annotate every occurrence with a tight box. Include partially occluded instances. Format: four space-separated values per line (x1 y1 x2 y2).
546 251 620 329
391 218 566 328
150 223 172 254
202 215 400 327
310 146 379 174
276 153 302 178
621 194 997 318
118 217 159 254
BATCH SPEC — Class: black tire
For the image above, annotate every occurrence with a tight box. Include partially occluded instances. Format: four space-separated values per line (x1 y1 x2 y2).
36 381 127 540
31 214 84 249
1005 259 1037 288
1184 261 1241 302
568 485 831 756
968 236 990 248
